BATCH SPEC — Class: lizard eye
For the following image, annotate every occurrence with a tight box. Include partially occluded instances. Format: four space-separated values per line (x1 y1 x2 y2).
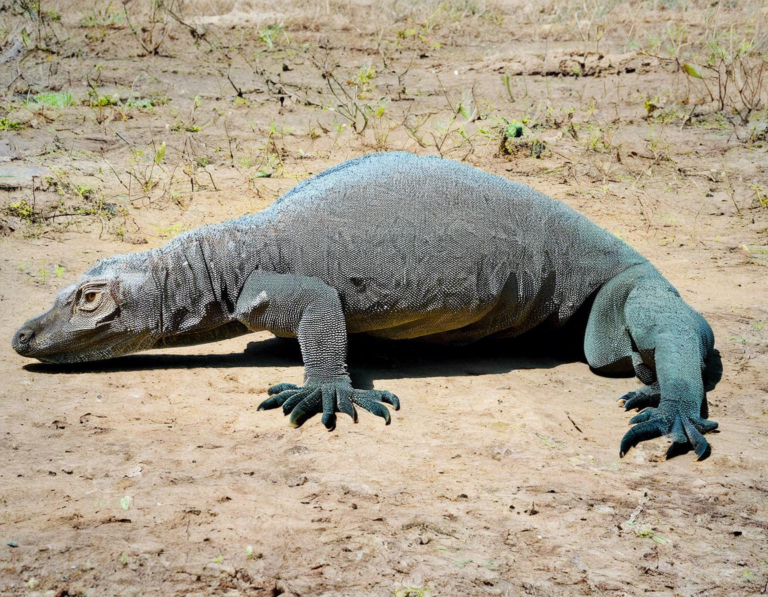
79 289 103 311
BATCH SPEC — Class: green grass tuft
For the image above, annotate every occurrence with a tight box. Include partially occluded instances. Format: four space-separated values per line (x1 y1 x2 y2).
26 92 76 109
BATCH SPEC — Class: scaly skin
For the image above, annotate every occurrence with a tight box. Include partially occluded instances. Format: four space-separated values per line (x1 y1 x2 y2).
11 152 720 459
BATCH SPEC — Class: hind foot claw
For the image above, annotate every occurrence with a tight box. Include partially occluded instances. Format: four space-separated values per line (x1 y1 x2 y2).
617 383 660 411
620 404 718 461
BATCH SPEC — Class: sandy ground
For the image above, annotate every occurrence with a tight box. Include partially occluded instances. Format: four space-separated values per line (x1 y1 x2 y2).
1 1 767 595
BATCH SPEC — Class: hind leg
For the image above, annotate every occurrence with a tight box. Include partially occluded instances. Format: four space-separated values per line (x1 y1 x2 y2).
584 268 718 460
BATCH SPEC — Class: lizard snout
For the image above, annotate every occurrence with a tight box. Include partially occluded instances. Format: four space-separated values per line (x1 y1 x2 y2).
12 326 36 354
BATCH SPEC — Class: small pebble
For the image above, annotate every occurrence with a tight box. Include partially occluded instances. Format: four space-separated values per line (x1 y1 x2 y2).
7 540 18 548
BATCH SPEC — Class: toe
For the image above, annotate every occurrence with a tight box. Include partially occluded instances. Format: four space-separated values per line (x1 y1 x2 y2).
282 389 311 416
268 383 299 395
352 391 391 424
321 386 337 431
692 416 718 433
321 411 337 431
336 387 357 422
629 408 656 425
623 393 657 412
620 420 664 457
670 415 686 444
378 390 400 411
258 389 297 411
288 389 322 427
682 418 711 460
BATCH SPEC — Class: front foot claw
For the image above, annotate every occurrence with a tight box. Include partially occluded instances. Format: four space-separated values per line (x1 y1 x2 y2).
258 377 400 431
620 405 718 461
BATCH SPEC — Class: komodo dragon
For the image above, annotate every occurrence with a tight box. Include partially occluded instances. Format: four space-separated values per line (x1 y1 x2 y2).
12 152 720 459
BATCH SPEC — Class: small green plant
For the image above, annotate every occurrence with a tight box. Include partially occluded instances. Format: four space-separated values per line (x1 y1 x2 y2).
4 199 40 223
501 73 514 101
645 125 670 161
505 119 524 139
76 185 95 200
0 118 23 131
26 91 76 109
124 97 153 109
80 2 125 28
125 142 167 195
171 121 201 133
635 528 670 544
85 75 122 122
354 64 377 98
497 117 546 159
752 184 768 208
367 99 392 150
155 223 186 238
258 23 288 49
582 123 615 153
89 93 119 107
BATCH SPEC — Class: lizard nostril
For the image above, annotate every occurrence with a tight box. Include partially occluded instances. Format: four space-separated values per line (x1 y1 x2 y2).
15 328 34 345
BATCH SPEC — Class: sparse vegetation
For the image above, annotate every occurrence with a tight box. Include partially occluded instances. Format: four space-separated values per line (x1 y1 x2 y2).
80 2 125 29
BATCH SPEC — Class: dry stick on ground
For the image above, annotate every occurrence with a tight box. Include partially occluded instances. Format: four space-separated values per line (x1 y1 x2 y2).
235 52 326 114
223 119 237 167
102 158 131 198
428 72 464 157
162 2 216 50
376 40 417 100
123 1 170 56
724 172 743 216
400 108 434 149
226 67 248 99
686 175 708 247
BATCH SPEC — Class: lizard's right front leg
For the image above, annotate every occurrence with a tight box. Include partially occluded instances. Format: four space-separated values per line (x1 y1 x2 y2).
235 270 399 430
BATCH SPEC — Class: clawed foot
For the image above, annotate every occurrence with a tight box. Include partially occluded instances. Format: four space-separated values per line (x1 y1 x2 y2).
619 403 718 460
258 376 400 431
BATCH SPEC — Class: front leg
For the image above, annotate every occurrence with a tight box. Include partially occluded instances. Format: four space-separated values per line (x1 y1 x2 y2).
235 270 399 430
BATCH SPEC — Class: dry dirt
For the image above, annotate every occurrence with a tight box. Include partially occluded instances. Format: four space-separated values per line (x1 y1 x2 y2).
1 1 768 595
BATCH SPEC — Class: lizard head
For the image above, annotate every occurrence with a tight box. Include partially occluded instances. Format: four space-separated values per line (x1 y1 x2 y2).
12 265 156 364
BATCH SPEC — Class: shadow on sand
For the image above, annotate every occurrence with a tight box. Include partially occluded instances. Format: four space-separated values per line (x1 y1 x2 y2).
22 330 595 391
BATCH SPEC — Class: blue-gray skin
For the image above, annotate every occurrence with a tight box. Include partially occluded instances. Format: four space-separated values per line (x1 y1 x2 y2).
12 153 719 459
